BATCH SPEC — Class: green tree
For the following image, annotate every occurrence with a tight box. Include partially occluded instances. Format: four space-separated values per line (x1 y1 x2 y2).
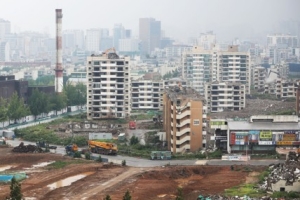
64 83 86 107
104 195 111 200
0 98 8 128
8 177 23 200
50 93 67 115
175 187 184 200
28 89 51 120
28 75 55 86
123 190 131 200
130 136 139 145
7 93 30 124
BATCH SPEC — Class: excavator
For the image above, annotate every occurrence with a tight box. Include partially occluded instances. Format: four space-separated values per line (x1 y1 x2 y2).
102 47 119 59
88 140 118 155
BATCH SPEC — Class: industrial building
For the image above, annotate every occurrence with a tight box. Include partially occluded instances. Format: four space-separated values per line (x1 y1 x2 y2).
210 115 300 154
163 86 207 153
131 79 163 110
86 49 130 120
182 45 251 96
205 81 246 113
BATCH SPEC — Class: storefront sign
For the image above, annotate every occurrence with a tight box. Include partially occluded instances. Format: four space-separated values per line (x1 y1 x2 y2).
282 134 296 141
284 131 296 134
230 133 236 145
235 132 248 135
210 121 226 126
259 131 272 140
276 141 293 145
249 131 259 142
293 141 300 145
258 141 273 145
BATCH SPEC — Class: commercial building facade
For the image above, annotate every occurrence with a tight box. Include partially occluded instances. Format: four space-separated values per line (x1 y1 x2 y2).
210 115 300 154
163 86 207 153
86 51 130 119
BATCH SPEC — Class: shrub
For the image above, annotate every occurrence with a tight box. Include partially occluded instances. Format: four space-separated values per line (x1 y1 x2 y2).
97 155 102 162
123 190 131 200
85 152 91 160
73 151 81 158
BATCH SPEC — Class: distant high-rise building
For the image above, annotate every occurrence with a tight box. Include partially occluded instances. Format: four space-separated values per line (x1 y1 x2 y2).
113 24 126 51
85 29 101 53
197 31 216 50
139 18 161 55
267 34 298 48
63 30 84 50
125 29 131 38
0 19 11 41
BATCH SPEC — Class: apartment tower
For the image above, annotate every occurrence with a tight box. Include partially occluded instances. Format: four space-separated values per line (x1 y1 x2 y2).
86 49 130 119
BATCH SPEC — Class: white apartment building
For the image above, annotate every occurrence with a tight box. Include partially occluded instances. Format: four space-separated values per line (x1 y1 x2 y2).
275 79 299 98
205 82 246 112
267 34 298 48
119 38 140 53
182 46 251 96
252 66 266 90
131 79 163 110
86 51 130 119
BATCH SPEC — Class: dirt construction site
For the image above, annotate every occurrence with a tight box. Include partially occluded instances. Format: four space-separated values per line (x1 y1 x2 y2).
0 147 268 200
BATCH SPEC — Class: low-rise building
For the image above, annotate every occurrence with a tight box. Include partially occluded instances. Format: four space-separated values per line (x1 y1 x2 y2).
210 115 300 154
163 86 207 153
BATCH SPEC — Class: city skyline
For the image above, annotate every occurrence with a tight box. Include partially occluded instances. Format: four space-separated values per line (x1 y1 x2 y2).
0 0 299 43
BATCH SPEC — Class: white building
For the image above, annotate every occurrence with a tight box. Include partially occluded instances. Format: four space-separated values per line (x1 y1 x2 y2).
85 29 101 53
0 42 10 61
267 34 298 48
0 19 10 41
119 38 140 53
182 45 251 96
252 66 266 90
131 79 163 110
197 31 216 50
205 82 246 112
86 51 130 119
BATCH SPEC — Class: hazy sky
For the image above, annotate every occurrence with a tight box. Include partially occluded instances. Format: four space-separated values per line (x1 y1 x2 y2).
0 0 299 42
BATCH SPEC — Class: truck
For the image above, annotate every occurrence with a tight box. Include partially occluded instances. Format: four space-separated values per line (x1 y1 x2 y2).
129 121 136 129
88 140 118 155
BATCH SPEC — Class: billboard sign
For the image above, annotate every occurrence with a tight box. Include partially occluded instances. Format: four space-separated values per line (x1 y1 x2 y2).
230 133 236 145
249 130 259 142
259 131 272 141
258 141 273 145
276 141 293 146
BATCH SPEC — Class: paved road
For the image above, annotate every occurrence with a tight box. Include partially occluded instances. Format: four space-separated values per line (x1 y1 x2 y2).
6 139 284 167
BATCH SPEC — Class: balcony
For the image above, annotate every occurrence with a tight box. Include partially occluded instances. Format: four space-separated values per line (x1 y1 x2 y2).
175 127 191 137
176 118 190 127
176 110 191 119
176 136 191 145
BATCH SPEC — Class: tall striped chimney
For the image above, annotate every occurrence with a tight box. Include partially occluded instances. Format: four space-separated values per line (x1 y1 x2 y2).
55 9 63 93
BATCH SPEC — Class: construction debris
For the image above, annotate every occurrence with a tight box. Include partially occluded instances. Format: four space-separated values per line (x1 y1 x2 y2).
12 142 43 153
260 151 300 191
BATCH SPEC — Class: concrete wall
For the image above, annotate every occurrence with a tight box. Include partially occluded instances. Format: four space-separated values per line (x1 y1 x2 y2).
272 180 300 192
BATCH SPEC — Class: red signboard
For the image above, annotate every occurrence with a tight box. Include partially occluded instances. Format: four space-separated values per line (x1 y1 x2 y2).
230 133 236 145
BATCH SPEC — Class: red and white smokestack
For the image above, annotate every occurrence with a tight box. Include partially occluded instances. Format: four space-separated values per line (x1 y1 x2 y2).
55 9 63 93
